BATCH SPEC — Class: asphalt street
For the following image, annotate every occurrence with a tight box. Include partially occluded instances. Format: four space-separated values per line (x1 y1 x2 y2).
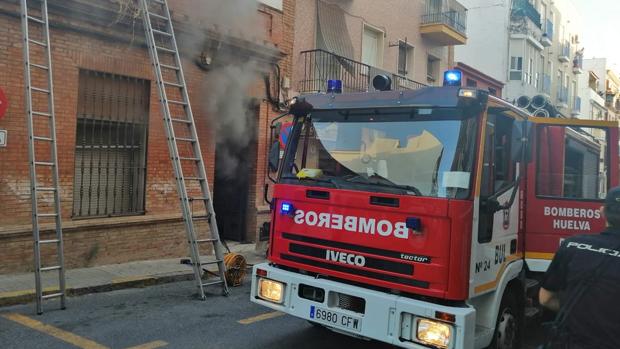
0 277 545 349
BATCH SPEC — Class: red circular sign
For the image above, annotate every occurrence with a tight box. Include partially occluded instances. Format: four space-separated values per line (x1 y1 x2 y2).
0 87 7 119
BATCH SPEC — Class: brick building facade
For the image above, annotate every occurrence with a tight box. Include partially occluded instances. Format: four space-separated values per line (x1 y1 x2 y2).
0 0 294 274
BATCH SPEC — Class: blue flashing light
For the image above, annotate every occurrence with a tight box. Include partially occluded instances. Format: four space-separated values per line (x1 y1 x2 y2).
327 79 343 94
280 202 294 215
443 70 462 87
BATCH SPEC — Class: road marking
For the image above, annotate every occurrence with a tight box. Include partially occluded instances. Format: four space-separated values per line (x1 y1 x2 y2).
2 313 108 349
238 311 285 325
125 340 168 349
2 313 167 349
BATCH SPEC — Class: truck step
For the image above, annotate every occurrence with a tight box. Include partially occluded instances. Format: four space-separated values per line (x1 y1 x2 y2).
525 278 540 298
525 306 541 319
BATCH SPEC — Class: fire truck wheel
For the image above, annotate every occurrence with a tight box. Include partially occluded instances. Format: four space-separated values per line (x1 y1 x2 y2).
488 290 522 349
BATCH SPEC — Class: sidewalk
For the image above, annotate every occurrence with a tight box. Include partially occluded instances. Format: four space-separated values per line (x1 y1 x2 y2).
0 242 266 307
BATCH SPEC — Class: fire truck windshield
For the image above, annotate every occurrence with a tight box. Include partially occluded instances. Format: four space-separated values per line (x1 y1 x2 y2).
281 108 478 199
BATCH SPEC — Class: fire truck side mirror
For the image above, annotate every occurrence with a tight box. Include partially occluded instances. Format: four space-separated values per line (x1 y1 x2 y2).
481 197 501 213
268 141 280 173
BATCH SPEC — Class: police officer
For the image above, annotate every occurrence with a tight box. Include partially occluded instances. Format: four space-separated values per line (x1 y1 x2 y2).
539 187 620 349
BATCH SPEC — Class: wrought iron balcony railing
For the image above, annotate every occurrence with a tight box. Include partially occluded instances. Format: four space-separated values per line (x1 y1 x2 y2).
298 49 427 94
421 11 467 35
544 19 554 38
512 0 542 28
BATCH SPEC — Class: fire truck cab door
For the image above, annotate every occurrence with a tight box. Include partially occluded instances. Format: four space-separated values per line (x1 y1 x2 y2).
470 109 523 298
524 118 619 272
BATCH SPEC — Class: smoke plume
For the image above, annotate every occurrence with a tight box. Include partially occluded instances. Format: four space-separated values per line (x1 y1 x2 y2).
176 0 269 177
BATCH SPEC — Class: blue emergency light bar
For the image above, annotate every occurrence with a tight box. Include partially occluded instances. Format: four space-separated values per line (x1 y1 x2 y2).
443 70 462 87
327 79 343 94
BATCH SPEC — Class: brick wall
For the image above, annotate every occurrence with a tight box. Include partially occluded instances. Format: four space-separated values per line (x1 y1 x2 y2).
0 0 292 274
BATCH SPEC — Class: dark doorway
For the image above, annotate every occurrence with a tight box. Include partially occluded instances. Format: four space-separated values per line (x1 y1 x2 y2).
213 108 258 242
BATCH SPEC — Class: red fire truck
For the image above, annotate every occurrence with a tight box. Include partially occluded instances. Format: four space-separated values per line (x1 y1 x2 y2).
250 72 618 349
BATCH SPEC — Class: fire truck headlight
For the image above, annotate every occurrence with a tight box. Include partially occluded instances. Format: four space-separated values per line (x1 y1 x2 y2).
416 318 452 348
458 88 476 98
258 278 285 304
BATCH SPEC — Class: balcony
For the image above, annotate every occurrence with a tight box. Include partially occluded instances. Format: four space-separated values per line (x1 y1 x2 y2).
541 19 553 47
572 96 581 117
511 0 541 28
542 74 551 96
558 42 570 63
573 54 583 74
297 49 427 94
420 0 467 46
557 86 569 108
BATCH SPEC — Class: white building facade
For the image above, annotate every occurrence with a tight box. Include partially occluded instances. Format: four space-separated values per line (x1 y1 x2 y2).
455 0 584 116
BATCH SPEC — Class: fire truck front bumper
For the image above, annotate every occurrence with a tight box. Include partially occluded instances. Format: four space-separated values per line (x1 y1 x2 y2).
250 263 475 349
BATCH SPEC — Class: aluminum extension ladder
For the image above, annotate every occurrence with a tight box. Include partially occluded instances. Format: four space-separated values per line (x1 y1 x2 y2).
19 0 66 314
139 0 229 299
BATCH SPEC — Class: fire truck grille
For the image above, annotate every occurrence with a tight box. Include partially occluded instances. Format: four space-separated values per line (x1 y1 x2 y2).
334 292 365 314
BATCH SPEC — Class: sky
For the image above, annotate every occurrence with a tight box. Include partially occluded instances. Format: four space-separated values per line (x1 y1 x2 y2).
572 0 620 74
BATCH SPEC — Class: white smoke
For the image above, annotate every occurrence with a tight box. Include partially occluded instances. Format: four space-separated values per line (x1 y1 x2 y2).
175 0 270 177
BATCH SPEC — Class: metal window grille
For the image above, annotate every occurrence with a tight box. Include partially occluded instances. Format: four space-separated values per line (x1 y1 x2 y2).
72 70 150 218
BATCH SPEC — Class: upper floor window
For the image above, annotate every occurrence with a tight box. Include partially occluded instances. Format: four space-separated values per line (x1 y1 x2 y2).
510 56 523 81
398 41 414 77
427 55 440 83
362 25 384 68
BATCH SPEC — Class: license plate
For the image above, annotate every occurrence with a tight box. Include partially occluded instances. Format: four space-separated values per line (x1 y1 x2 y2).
309 305 362 332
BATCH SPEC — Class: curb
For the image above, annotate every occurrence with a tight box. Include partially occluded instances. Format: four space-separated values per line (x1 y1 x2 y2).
0 272 194 307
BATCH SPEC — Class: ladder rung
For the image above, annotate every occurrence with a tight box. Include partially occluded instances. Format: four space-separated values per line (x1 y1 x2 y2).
191 215 211 221
175 137 196 142
32 111 52 117
28 38 47 47
37 213 58 218
151 0 166 4
171 118 191 124
178 157 200 161
155 45 176 54
201 279 225 287
152 29 172 37
196 238 218 243
160 63 179 71
148 11 169 21
27 15 45 24
30 63 49 70
163 81 184 88
41 292 63 300
34 161 55 166
36 187 57 192
201 260 223 266
33 136 53 142
30 86 50 94
185 177 205 181
39 239 60 244
189 197 210 201
40 265 61 272
168 100 187 105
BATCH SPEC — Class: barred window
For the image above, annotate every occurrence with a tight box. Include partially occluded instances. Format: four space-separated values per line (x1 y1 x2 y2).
73 70 149 218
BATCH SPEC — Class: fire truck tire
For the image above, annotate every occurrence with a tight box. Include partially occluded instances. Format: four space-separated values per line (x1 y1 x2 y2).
487 290 522 349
